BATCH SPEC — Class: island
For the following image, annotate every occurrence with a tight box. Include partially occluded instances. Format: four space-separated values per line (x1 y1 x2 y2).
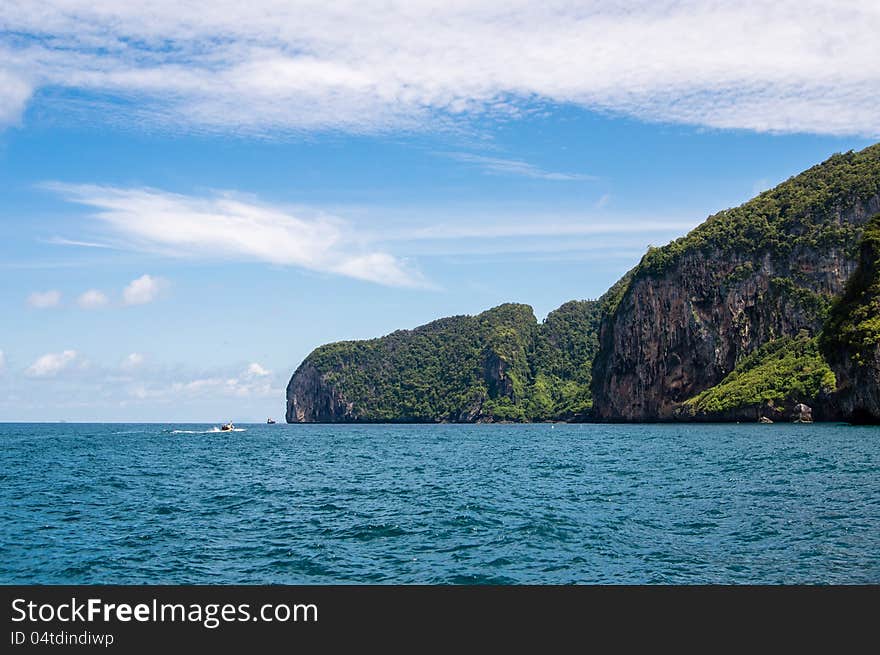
287 144 880 424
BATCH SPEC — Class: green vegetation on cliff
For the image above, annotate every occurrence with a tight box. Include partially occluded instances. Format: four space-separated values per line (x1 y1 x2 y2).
821 214 880 365
528 300 603 419
304 305 530 421
297 301 602 422
682 334 836 416
637 144 880 279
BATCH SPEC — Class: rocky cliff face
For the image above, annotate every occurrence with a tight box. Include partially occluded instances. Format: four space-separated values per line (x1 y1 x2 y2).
833 337 880 424
821 214 880 423
676 333 838 422
591 241 863 420
592 146 880 420
286 361 357 422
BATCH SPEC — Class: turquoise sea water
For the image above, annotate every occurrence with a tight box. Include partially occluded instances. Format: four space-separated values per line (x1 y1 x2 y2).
1 422 878 584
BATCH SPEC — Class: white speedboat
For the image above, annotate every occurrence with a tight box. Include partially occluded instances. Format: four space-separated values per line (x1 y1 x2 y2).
219 422 234 431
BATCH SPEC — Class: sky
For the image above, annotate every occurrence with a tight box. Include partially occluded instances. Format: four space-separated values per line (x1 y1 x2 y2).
1 1 878 422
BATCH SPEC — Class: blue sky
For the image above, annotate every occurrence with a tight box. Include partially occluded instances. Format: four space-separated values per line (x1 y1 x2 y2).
1 2 878 421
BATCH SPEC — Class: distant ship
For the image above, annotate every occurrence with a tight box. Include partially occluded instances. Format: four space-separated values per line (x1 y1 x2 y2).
266 418 276 424
220 422 234 431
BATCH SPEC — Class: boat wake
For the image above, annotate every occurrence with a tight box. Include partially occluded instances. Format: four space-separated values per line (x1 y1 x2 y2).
170 427 247 434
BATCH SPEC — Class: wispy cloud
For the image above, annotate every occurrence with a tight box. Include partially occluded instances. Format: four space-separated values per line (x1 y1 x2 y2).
127 363 280 401
247 362 270 377
47 183 428 288
27 290 61 308
48 180 702 268
77 289 109 309
0 2 877 135
5 352 283 420
121 353 145 369
384 219 700 242
370 214 702 259
25 350 78 378
46 237 117 249
440 152 596 181
0 68 32 127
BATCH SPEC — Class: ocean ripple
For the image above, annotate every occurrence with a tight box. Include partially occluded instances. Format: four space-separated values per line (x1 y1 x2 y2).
0 422 878 584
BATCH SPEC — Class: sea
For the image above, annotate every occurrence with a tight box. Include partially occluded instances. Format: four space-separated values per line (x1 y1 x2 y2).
1 422 878 584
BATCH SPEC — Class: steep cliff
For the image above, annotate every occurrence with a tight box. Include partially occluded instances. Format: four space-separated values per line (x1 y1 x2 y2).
286 302 602 423
592 145 880 420
821 213 880 423
678 333 837 422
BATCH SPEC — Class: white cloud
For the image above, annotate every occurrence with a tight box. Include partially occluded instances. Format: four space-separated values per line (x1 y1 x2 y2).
121 352 145 369
184 376 277 398
50 184 427 288
134 374 278 400
0 2 877 136
48 180 704 272
0 342 292 419
27 290 62 308
385 219 700 242
25 350 78 377
364 212 703 259
247 362 270 377
441 152 596 181
119 361 283 402
0 68 32 127
46 237 116 249
123 274 165 305
77 289 109 308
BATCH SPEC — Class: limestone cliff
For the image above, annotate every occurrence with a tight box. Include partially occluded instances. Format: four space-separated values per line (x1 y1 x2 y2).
821 213 880 423
592 145 880 420
677 333 838 422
